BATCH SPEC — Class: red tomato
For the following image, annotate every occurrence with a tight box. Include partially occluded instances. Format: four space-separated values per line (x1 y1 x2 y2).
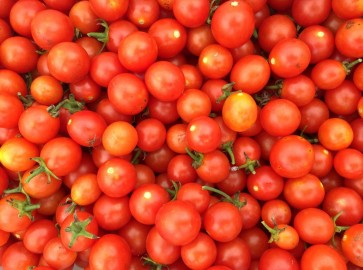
301 244 348 270
335 18 363 58
269 135 315 178
31 9 74 50
89 0 129 22
155 200 201 246
60 211 98 252
47 42 90 84
144 61 185 102
211 0 255 49
97 158 137 198
342 224 363 267
269 38 311 78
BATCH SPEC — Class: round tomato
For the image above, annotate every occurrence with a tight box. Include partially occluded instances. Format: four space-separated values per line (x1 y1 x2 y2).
222 92 258 132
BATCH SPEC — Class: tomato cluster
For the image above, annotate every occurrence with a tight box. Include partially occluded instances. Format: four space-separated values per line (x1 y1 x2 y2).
0 0 363 269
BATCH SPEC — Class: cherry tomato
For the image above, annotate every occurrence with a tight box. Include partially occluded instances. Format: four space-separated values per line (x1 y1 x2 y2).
211 0 255 49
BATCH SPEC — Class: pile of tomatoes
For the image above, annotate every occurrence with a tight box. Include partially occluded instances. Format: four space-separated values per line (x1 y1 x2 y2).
0 0 363 269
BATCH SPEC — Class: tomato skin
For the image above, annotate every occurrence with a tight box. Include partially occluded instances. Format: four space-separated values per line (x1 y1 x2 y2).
291 0 331 27
180 232 216 269
155 200 201 246
334 148 363 180
258 247 299 270
136 118 166 152
335 18 363 58
215 237 251 270
89 0 129 22
283 173 325 209
129 183 170 225
145 61 185 102
258 14 297 53
0 137 39 172
269 38 311 78
301 244 348 270
0 92 24 129
40 137 83 177
260 98 301 136
18 105 60 145
148 18 187 58
67 110 107 147
48 42 90 84
118 31 158 73
318 118 354 151
269 135 314 178
198 44 234 79
247 165 284 201
186 116 222 153
203 202 243 242
9 0 46 38
2 241 40 270
43 237 77 269
294 208 335 245
0 36 38 74
230 54 271 94
23 219 58 254
146 226 181 265
93 194 131 231
31 9 74 50
0 69 27 97
97 158 137 198
211 0 255 49
342 224 363 267
102 121 138 156
323 187 363 226
222 92 258 132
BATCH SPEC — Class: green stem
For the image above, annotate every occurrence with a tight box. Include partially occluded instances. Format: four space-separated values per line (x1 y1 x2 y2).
261 220 286 243
65 212 98 249
185 148 204 168
6 197 40 221
330 211 350 248
131 148 143 165
206 0 221 24
343 58 362 74
221 141 235 165
18 92 34 109
87 19 109 53
216 82 235 104
165 181 181 200
47 94 84 117
230 152 259 174
202 186 246 209
25 157 60 183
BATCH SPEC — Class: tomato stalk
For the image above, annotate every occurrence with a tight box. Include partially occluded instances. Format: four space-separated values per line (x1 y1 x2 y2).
221 141 236 165
206 0 221 24
87 19 109 53
131 148 144 165
343 58 362 75
64 212 99 249
17 92 34 109
216 82 235 103
202 185 246 209
142 256 166 270
185 147 204 168
261 220 286 243
331 211 350 247
6 196 40 221
230 152 259 174
47 94 84 117
25 157 60 183
165 181 181 200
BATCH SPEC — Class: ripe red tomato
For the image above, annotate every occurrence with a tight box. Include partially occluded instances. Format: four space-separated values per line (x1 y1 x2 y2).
155 200 201 246
269 38 311 78
342 224 363 267
269 135 315 178
47 42 91 84
211 0 255 49
31 9 74 50
335 18 363 58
